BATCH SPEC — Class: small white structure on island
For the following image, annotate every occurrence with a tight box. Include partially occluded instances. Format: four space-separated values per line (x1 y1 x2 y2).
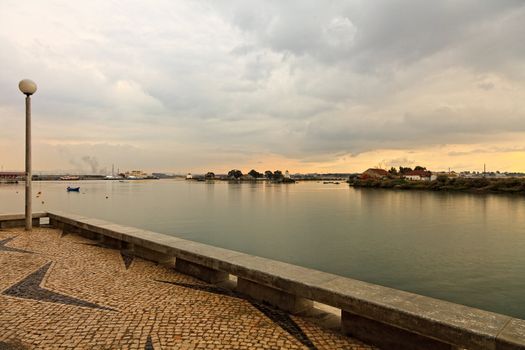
186 173 193 180
284 170 291 179
404 170 435 181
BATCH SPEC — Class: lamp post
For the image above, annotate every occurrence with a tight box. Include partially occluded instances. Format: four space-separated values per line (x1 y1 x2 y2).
18 79 37 231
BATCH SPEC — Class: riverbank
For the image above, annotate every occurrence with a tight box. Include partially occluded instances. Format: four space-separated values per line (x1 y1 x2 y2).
348 176 525 194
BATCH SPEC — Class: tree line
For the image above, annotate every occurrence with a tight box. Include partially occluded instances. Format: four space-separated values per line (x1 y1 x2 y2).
224 169 286 180
202 169 288 180
388 166 427 175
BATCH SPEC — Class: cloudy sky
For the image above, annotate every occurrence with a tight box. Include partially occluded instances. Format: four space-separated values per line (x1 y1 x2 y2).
1 1 525 174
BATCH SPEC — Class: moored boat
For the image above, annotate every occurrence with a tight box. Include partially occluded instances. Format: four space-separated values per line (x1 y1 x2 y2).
66 186 80 192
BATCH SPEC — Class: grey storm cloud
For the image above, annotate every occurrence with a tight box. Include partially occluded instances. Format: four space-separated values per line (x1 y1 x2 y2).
1 0 525 171
212 0 524 67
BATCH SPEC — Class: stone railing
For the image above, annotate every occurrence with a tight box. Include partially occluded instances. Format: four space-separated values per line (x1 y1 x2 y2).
1 211 524 350
0 212 47 228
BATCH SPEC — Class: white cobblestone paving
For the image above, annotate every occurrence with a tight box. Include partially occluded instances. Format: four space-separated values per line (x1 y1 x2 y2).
0 227 376 350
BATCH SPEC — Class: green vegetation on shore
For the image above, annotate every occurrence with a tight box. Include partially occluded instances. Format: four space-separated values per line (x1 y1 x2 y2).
192 169 295 183
348 176 525 194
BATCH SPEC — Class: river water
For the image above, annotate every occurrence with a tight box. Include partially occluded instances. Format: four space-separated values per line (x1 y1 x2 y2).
1 179 524 319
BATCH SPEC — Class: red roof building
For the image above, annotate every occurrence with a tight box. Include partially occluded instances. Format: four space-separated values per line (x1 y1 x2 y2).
404 170 432 181
361 168 389 179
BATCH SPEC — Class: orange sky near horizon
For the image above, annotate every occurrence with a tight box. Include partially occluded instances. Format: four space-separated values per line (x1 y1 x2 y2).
2 138 525 175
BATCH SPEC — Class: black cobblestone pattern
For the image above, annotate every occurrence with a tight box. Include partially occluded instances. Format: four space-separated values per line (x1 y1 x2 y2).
144 335 154 350
0 340 29 350
3 262 115 311
75 242 113 250
253 301 317 350
0 237 34 254
156 280 317 349
120 252 134 270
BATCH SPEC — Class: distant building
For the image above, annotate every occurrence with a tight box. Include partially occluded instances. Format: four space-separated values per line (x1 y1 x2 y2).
361 168 389 179
0 172 24 180
125 170 148 179
435 171 458 178
186 173 193 180
0 172 24 183
404 170 433 181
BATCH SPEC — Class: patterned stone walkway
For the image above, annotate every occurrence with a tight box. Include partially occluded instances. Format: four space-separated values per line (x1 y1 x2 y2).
0 227 376 349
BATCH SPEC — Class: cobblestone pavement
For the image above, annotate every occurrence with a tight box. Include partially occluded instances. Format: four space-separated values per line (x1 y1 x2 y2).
0 227 376 350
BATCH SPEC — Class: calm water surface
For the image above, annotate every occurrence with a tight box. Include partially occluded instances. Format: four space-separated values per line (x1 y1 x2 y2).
1 180 524 319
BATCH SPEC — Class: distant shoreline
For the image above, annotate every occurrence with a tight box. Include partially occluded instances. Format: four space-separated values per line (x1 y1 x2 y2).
348 177 525 195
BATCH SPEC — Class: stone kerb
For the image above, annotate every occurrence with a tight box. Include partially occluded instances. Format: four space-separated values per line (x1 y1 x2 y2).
0 212 47 221
0 212 46 229
43 211 525 350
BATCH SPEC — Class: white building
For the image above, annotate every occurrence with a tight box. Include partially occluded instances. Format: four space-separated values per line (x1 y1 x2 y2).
404 170 434 181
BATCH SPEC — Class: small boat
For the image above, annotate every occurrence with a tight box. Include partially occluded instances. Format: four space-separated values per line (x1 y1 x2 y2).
67 186 80 192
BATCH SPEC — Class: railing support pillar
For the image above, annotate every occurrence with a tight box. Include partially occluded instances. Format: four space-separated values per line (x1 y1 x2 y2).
341 311 453 350
175 258 228 284
236 277 313 314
